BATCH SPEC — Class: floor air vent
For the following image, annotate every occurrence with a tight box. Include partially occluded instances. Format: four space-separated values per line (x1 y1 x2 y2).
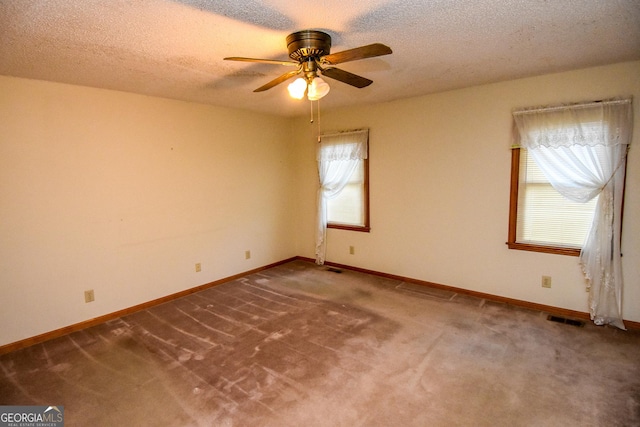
326 268 342 273
547 315 585 327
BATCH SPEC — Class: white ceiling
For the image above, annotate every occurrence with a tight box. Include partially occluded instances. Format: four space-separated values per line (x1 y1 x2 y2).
1 1 639 117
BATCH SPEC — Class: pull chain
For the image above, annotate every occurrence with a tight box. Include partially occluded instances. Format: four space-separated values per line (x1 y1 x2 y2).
310 99 322 143
317 99 321 137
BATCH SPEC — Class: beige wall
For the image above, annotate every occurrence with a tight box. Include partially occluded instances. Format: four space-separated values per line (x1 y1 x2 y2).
292 61 640 324
1 60 638 347
0 76 296 346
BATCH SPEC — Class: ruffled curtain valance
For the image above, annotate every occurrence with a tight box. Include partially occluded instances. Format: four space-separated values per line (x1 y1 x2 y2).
513 100 633 149
316 131 369 161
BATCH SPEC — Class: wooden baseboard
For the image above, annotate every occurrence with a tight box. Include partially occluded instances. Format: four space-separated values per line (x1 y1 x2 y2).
0 257 298 356
297 256 640 331
2 255 637 355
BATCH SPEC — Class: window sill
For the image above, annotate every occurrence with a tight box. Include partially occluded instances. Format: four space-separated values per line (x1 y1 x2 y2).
328 224 371 233
506 242 580 257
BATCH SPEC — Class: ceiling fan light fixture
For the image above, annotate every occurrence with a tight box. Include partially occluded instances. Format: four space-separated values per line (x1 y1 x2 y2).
287 77 307 99
226 30 392 99
307 77 330 101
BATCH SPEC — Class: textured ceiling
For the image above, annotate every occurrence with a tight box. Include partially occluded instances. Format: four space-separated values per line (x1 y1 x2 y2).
1 0 639 117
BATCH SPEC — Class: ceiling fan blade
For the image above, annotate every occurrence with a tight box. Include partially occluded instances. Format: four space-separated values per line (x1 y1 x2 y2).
321 43 392 65
224 57 298 66
254 69 301 92
321 67 373 88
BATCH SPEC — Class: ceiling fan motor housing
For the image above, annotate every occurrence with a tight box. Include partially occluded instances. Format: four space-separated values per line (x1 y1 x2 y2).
287 30 332 61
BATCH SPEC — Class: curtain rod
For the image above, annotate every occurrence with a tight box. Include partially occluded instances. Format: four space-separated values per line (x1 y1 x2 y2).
320 129 368 138
513 98 632 116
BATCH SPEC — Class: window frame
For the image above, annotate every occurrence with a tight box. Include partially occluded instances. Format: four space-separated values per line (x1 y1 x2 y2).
327 149 371 233
507 147 581 257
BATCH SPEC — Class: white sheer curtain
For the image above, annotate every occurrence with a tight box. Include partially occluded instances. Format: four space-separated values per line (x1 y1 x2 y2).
513 99 633 329
315 130 368 265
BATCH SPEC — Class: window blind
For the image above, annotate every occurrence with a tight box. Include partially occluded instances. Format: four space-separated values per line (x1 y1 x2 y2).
517 148 598 248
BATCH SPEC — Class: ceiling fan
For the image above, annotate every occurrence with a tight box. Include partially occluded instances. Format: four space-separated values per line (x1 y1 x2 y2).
224 30 392 100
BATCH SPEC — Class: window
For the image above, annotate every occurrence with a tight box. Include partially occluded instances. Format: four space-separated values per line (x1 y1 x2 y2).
508 100 631 258
327 153 370 231
315 129 370 264
508 147 597 256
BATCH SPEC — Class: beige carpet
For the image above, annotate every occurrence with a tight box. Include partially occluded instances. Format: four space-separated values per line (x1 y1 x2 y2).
1 260 639 426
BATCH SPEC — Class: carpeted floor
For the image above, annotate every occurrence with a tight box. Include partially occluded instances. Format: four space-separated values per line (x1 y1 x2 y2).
1 260 639 426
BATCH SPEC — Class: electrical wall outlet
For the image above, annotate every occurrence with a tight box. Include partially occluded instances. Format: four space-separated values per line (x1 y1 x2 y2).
84 289 95 303
349 246 355 255
245 250 251 260
542 276 552 288
195 263 201 272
